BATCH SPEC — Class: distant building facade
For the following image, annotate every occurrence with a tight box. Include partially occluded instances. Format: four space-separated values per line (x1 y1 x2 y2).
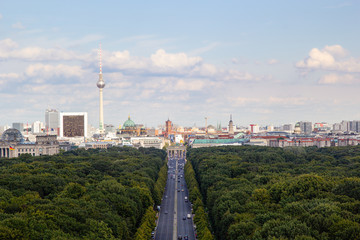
0 128 59 158
228 115 234 135
12 122 24 132
299 121 312 135
59 112 88 138
165 119 172 137
118 116 146 136
45 109 60 135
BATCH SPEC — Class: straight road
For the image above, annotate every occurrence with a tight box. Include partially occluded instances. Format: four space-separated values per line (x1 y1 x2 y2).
155 157 176 240
155 154 196 240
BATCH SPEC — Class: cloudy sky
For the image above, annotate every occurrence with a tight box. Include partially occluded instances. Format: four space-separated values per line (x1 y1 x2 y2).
1 1 360 128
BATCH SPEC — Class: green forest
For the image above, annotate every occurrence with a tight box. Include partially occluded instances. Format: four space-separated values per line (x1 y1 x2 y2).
0 147 167 240
188 146 360 240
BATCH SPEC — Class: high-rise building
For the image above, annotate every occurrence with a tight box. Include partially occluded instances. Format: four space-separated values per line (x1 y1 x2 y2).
333 123 342 131
299 121 312 135
32 121 44 133
350 120 360 132
97 44 105 134
12 122 24 132
59 112 88 138
45 109 60 135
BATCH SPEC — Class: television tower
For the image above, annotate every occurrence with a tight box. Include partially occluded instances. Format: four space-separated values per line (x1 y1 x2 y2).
97 43 105 133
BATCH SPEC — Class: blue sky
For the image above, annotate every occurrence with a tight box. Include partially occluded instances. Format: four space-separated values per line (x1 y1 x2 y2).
1 0 360 128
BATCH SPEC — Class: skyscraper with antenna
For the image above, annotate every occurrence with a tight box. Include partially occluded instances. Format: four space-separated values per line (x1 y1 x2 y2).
97 43 105 133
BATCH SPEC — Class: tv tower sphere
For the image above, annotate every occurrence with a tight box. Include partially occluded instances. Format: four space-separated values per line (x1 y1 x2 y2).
97 76 105 88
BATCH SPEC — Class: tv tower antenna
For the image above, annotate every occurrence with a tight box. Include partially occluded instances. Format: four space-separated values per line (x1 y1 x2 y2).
97 43 105 134
99 43 102 74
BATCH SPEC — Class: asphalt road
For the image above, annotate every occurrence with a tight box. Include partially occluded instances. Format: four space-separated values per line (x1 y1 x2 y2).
155 156 196 240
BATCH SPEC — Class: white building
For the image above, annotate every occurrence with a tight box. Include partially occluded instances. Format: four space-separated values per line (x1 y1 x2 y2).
130 136 165 149
32 121 44 133
249 124 260 133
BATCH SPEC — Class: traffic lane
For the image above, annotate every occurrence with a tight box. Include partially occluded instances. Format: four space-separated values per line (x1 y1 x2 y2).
179 171 196 240
177 187 188 239
176 178 187 239
181 173 196 240
156 181 172 239
155 161 175 240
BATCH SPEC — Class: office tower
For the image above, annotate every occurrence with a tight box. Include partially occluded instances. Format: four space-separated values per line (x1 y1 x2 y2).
12 122 24 132
45 109 60 135
32 121 43 133
299 121 312 135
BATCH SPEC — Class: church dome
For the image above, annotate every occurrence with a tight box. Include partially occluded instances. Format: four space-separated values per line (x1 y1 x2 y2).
122 116 136 129
1 128 24 142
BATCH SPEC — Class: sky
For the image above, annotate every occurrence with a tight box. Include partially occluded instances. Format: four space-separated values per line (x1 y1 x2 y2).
1 0 360 128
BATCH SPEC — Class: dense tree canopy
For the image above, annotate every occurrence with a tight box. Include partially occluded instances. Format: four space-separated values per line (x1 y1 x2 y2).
188 146 360 240
0 147 166 239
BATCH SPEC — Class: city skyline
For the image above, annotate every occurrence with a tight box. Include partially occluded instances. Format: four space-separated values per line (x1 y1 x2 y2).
1 1 360 127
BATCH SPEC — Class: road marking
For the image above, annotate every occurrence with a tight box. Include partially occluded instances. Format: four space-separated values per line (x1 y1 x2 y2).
173 158 178 240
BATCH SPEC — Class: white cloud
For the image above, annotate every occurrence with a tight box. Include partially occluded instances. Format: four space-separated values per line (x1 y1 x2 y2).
296 45 360 73
105 50 148 70
151 49 202 69
25 64 86 78
0 73 21 79
0 38 18 54
224 69 254 81
12 22 25 29
174 79 206 91
0 38 83 61
190 63 217 77
268 59 278 65
103 48 259 83
319 73 357 84
323 45 347 58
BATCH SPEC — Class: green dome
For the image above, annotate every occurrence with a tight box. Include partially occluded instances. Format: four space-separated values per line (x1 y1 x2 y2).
122 116 136 129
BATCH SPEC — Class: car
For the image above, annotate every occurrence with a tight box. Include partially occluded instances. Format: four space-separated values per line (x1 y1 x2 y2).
164 211 168 214
177 189 180 192
182 189 184 192
184 235 189 240
178 235 182 240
